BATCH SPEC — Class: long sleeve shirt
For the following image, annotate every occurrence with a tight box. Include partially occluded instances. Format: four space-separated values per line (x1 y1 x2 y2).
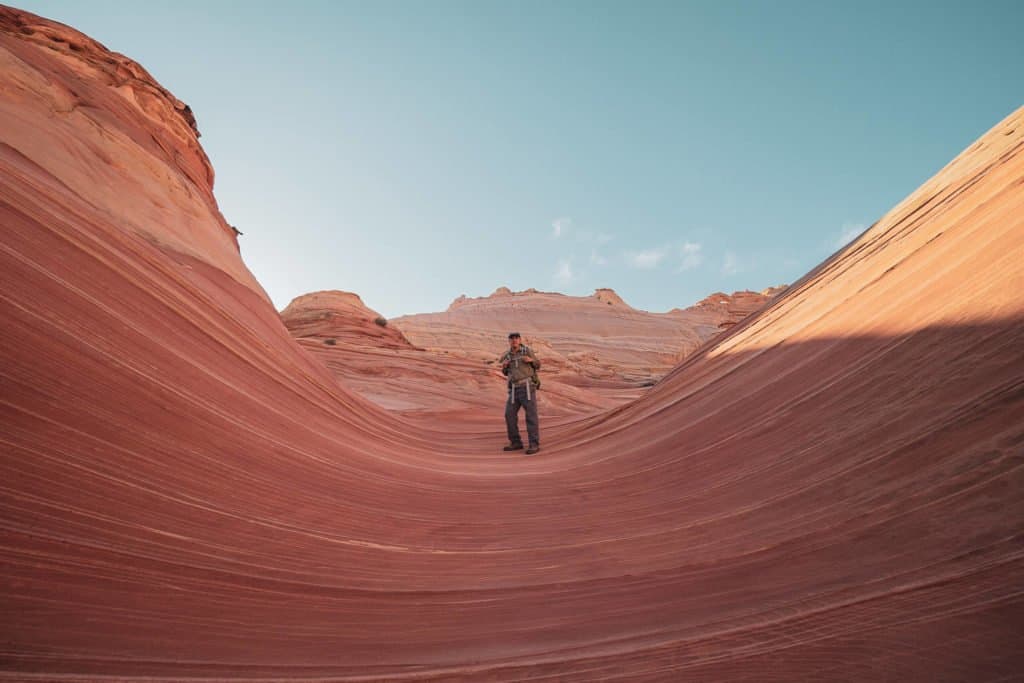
500 345 540 385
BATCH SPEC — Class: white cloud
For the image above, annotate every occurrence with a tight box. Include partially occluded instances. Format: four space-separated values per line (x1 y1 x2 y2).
621 241 702 272
554 258 574 283
552 217 571 238
624 247 668 269
836 222 865 248
590 248 607 266
574 229 613 245
677 241 703 271
721 251 741 275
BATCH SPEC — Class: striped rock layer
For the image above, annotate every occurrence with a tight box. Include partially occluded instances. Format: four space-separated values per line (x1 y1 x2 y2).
1 6 1022 681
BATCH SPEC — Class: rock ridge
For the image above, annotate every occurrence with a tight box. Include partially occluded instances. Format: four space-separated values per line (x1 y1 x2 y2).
0 5 262 292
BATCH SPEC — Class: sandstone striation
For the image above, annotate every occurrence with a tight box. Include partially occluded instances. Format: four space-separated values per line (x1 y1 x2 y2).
1 6 1022 681
280 290 627 416
0 6 266 295
393 286 779 386
281 290 415 350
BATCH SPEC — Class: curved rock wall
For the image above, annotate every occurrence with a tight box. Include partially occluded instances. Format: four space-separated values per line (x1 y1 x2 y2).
1 6 1022 680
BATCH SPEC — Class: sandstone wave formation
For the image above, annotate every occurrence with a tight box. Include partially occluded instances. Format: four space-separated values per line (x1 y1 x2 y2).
282 287 780 419
280 290 630 419
2 6 1022 681
392 286 784 388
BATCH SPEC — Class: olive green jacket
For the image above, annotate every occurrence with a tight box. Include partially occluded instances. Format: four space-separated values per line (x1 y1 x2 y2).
500 345 541 385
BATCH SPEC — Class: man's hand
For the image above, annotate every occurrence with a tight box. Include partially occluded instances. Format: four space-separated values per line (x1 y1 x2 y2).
522 356 535 364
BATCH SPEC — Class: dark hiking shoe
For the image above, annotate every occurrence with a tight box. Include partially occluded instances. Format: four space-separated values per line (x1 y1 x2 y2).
525 446 541 455
503 443 524 451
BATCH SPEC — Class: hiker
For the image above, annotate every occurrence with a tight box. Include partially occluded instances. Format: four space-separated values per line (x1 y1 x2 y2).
500 332 541 455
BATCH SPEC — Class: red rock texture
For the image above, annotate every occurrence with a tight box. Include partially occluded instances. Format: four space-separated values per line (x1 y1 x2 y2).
677 286 787 329
281 290 629 417
0 5 261 294
393 287 780 387
284 286 775 421
1 6 1023 681
282 290 417 351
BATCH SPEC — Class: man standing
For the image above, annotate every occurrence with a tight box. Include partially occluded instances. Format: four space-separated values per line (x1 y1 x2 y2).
500 332 541 455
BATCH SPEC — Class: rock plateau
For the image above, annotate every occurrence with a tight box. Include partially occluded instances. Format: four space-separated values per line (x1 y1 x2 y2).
393 286 781 387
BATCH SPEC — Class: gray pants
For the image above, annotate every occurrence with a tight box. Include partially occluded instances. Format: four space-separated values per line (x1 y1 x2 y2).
505 383 539 447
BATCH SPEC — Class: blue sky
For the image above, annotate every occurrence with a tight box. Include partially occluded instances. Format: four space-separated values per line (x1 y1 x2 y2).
17 1 1023 317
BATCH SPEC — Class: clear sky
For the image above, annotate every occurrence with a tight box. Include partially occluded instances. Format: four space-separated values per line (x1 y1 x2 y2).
15 1 1024 317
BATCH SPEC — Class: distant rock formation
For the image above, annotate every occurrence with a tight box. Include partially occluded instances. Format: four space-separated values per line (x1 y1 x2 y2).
394 286 780 386
281 290 414 350
593 287 627 306
672 288 786 329
280 289 621 415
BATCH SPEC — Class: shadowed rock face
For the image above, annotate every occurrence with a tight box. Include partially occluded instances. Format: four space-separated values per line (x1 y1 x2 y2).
2 6 1023 681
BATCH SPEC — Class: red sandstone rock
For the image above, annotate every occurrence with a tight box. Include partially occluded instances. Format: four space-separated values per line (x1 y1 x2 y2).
280 290 627 417
393 287 777 387
1 5 1022 681
282 285 771 418
676 287 786 329
281 290 416 351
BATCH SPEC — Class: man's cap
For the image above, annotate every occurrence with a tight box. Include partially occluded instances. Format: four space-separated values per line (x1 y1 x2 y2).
508 331 521 339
